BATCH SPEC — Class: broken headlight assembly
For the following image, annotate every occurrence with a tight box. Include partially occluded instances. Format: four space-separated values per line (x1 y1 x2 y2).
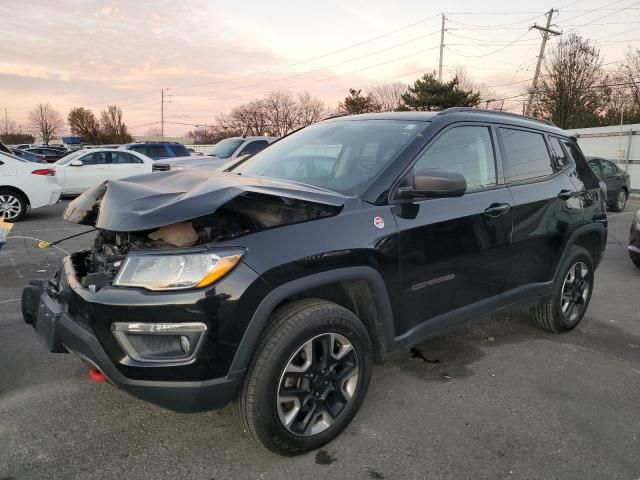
113 249 244 291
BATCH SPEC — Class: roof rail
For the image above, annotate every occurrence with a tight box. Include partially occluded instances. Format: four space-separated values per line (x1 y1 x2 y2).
436 107 557 127
321 112 350 121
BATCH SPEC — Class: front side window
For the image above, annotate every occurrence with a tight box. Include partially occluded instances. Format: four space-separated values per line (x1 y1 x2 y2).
499 128 553 182
587 159 601 176
232 120 424 196
413 125 497 189
600 161 617 177
82 152 107 165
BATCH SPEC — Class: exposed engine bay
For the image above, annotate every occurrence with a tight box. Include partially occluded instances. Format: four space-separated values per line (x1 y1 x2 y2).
77 193 340 290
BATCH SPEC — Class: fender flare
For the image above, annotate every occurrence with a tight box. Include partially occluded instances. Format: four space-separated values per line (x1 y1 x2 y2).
228 266 395 374
555 221 606 278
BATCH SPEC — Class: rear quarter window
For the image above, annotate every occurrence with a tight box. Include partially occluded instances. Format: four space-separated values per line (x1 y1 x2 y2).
561 139 600 189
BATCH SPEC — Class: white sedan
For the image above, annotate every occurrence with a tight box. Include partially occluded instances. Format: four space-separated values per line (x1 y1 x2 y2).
54 149 153 195
0 151 61 221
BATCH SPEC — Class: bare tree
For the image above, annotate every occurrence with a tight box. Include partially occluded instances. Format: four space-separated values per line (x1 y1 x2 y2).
529 33 607 129
28 103 64 145
99 105 133 143
454 67 501 109
227 101 271 136
262 91 300 137
369 82 407 111
622 48 640 110
296 91 327 127
144 126 163 138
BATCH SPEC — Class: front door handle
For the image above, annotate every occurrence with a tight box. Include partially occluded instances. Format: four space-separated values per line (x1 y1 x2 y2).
484 203 511 217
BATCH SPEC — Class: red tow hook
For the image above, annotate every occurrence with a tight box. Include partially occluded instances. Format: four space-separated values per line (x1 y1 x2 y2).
89 368 107 383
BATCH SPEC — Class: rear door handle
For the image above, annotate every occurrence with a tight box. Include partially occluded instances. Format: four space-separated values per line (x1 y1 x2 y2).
484 203 511 217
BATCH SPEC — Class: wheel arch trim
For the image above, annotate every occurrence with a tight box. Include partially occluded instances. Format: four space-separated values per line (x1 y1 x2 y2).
0 185 30 205
228 266 395 374
557 222 606 276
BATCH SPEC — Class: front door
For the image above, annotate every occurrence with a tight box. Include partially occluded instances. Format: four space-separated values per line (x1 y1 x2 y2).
63 151 109 193
392 124 513 339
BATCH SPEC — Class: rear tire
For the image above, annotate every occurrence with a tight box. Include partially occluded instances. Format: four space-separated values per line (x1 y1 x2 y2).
0 189 27 222
630 252 640 269
531 246 594 333
235 299 373 456
610 189 627 212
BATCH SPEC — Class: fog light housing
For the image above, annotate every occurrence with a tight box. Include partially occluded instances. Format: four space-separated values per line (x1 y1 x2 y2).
112 322 207 364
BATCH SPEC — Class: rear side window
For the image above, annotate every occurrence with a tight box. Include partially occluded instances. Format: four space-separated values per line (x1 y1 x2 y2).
169 145 189 157
548 136 569 171
499 128 553 182
414 125 497 189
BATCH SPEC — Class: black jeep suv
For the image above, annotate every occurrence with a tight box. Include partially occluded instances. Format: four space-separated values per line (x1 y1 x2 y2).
22 109 607 455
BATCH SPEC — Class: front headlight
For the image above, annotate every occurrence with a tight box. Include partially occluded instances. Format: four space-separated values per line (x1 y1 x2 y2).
113 250 243 290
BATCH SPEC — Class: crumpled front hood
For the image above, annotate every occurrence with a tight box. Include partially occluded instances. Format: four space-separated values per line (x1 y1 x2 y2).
63 170 345 232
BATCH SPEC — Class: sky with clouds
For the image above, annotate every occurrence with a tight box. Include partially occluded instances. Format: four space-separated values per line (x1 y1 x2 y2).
0 0 638 136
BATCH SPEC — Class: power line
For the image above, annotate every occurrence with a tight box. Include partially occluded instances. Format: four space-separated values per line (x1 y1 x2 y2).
168 14 441 92
567 0 640 29
445 31 536 58
178 29 441 98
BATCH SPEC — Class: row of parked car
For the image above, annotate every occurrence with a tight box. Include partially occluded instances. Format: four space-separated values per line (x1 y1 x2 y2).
0 137 277 221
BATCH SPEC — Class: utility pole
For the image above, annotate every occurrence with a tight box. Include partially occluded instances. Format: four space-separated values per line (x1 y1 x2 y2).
438 13 446 81
161 89 164 140
526 9 562 115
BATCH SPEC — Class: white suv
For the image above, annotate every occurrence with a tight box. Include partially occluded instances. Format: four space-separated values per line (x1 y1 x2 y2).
0 151 61 221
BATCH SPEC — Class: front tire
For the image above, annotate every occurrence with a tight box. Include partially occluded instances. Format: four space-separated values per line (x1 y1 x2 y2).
0 189 27 222
235 299 373 456
531 246 594 333
630 251 640 269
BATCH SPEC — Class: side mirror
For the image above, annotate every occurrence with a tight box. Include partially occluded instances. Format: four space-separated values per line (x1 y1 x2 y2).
406 169 467 198
70 159 83 167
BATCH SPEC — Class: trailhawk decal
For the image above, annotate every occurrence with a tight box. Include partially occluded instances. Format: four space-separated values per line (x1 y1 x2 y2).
373 216 385 229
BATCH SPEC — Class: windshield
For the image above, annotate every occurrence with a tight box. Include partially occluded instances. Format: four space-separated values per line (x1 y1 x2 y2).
207 138 244 158
54 150 84 165
231 120 424 196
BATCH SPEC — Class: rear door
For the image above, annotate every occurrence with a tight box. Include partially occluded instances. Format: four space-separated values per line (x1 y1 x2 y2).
498 127 583 290
393 123 514 337
108 151 147 180
62 151 109 193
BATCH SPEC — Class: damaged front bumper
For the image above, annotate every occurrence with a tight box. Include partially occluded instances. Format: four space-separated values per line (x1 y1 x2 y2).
21 253 267 413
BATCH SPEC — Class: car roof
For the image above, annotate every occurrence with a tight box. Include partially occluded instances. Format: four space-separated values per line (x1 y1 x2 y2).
321 108 567 136
221 136 277 142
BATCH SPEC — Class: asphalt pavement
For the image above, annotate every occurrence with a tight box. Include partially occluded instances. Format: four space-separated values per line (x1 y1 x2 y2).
1 199 639 480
